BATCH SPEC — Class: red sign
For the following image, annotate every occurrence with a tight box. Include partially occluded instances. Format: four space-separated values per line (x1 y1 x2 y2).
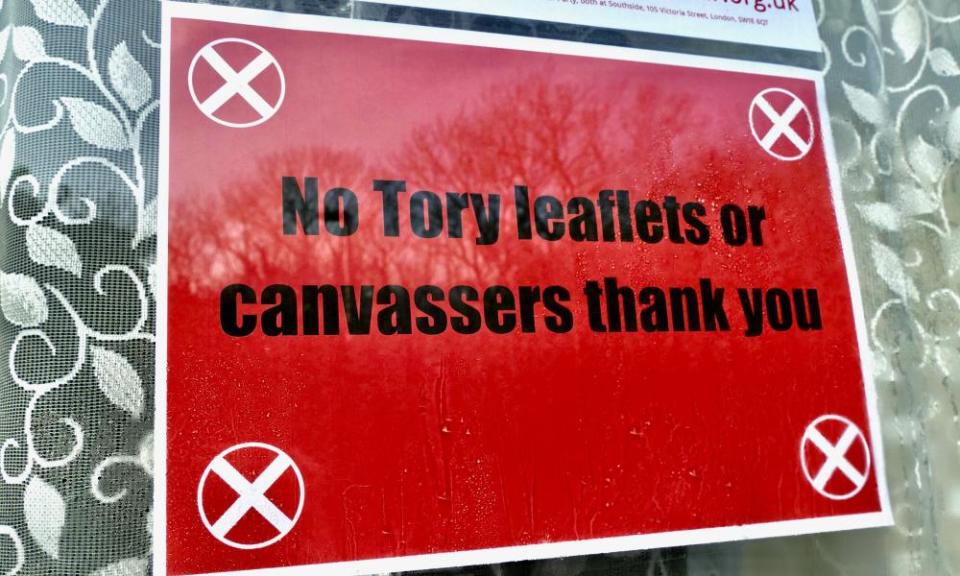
159 4 891 575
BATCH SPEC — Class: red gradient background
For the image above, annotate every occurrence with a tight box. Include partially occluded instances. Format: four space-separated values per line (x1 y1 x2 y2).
166 17 882 575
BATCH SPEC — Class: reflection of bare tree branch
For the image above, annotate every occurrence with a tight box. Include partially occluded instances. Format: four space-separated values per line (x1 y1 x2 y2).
390 76 616 282
390 75 703 284
170 146 366 292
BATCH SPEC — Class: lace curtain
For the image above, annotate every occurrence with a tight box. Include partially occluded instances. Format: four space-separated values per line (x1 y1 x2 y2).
0 0 957 574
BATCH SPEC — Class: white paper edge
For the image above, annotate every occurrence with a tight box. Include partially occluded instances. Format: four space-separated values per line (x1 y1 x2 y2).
155 3 894 575
368 0 823 54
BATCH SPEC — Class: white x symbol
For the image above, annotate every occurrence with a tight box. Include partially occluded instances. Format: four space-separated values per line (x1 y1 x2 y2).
199 46 276 118
188 38 286 128
198 442 304 549
801 415 870 500
750 88 814 161
807 425 866 490
208 453 294 538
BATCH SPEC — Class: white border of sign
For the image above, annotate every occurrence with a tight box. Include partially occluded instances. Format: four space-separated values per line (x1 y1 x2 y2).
369 0 823 54
157 2 893 575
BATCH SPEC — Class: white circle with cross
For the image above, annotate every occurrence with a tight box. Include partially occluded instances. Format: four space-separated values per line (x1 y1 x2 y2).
749 87 815 161
800 415 871 501
188 38 285 128
197 442 305 549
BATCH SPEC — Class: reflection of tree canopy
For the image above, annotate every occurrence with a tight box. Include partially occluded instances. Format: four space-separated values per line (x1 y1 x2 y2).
391 76 702 281
170 146 366 290
171 74 704 293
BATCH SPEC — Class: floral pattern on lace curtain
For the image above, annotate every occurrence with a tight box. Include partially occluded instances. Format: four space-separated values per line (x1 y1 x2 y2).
0 0 957 575
0 0 158 574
